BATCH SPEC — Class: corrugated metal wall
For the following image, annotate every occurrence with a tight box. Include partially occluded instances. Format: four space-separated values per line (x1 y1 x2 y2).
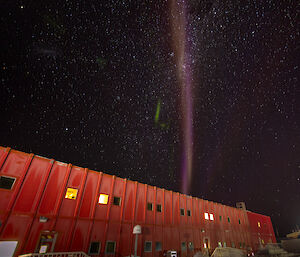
0 146 276 256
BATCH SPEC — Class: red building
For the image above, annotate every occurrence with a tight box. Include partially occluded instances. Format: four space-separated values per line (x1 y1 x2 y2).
0 147 276 256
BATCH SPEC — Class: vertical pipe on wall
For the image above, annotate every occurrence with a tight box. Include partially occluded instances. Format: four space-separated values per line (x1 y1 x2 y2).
130 181 138 257
20 159 55 253
116 178 127 255
51 163 72 231
84 171 103 251
103 175 116 253
66 168 88 250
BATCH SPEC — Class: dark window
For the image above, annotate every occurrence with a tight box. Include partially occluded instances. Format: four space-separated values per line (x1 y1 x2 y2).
156 204 162 212
181 242 187 251
188 242 194 250
219 216 222 221
228 217 230 223
144 241 152 252
232 242 235 248
180 208 185 216
187 210 191 216
239 242 242 248
147 202 153 211
105 241 116 254
155 242 162 251
89 242 100 254
113 196 121 206
238 219 241 224
0 176 16 190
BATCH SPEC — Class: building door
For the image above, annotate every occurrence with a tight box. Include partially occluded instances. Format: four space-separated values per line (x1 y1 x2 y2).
36 231 57 253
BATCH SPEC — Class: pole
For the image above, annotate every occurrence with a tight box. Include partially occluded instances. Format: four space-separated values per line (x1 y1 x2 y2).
134 234 138 257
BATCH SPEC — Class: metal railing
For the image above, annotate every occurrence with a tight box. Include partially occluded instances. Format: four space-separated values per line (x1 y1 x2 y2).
19 252 90 257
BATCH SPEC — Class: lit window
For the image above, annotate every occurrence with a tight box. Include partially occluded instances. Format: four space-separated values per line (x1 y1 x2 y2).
218 242 222 247
99 194 109 204
258 222 261 228
144 241 152 252
0 176 16 190
204 213 209 220
188 242 194 250
113 196 121 206
209 214 214 221
105 241 116 254
203 243 207 248
156 204 162 212
65 188 78 200
261 239 264 244
147 202 153 211
180 208 185 216
187 210 191 216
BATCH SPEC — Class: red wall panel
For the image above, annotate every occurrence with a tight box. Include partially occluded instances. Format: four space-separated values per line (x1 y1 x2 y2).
38 162 70 216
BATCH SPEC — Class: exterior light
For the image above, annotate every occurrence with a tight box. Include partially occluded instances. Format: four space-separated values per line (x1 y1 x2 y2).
39 216 49 223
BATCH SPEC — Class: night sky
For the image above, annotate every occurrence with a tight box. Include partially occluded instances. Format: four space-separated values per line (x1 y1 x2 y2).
1 0 299 236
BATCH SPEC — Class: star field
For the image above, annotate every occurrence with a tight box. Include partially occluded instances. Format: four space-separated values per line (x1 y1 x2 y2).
1 0 299 236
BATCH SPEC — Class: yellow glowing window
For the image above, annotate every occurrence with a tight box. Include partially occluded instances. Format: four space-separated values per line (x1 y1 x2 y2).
258 222 261 228
65 188 78 200
204 212 209 220
209 214 214 221
99 194 109 204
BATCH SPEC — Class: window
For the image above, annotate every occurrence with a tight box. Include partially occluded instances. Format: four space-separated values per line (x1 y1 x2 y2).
99 194 109 204
144 241 152 252
89 242 100 254
65 188 78 200
0 176 16 190
156 204 162 212
258 222 261 228
180 208 185 216
218 242 222 247
113 196 121 206
204 213 209 220
209 214 214 221
181 242 187 251
228 217 230 223
219 216 222 221
238 219 241 224
187 210 191 216
155 242 162 251
223 242 226 247
239 242 242 248
105 241 116 254
188 242 194 250
147 202 153 211
261 239 264 244
0 241 18 257
231 242 235 248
